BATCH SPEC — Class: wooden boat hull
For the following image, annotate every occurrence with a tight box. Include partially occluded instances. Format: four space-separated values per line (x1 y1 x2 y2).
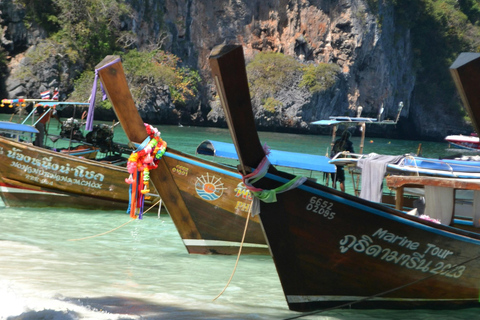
0 136 158 210
95 55 268 255
209 44 480 311
258 178 480 310
162 151 267 254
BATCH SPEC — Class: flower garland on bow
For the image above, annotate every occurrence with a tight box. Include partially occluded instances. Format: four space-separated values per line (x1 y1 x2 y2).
125 124 167 219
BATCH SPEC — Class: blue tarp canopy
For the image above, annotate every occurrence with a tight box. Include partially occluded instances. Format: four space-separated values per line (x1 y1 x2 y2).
0 121 39 134
196 140 336 173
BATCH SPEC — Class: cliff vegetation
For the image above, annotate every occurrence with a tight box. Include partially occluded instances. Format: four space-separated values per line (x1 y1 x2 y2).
1 0 480 139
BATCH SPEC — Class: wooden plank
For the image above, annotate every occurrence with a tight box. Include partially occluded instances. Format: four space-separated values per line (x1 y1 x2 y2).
209 45 265 174
386 175 480 190
95 55 201 240
395 186 404 210
450 53 480 135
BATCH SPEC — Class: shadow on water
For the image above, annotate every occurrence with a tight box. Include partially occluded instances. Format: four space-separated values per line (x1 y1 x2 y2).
7 295 292 320
7 310 79 320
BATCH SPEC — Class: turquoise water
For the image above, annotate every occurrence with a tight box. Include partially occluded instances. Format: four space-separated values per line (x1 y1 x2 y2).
1 113 479 319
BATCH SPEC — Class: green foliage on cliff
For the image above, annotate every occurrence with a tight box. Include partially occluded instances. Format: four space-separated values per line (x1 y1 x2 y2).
262 97 283 113
246 52 341 112
300 63 341 94
14 0 130 67
67 49 201 107
12 0 199 110
392 0 480 114
247 52 339 99
247 52 301 98
121 49 201 106
13 0 60 33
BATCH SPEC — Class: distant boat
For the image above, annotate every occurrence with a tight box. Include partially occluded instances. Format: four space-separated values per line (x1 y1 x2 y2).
210 44 480 311
445 133 480 151
311 102 404 155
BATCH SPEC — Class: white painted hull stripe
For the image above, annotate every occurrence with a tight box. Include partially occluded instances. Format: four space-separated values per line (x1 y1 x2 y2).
286 295 476 303
183 239 268 248
0 186 68 196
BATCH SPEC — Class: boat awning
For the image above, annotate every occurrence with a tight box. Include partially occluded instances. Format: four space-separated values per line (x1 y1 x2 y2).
196 140 336 173
0 121 39 134
35 101 90 110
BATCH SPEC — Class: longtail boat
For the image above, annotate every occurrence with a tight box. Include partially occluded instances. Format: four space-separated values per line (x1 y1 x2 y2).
209 44 480 311
94 56 269 255
0 100 160 210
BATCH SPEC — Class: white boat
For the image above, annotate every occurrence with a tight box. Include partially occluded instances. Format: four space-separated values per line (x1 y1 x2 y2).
445 134 480 151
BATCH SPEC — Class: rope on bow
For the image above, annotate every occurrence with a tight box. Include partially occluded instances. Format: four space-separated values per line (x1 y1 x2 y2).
241 144 307 216
125 123 167 219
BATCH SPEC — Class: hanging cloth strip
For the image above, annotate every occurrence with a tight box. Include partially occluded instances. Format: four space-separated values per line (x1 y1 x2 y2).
125 124 167 219
86 58 121 131
241 144 307 216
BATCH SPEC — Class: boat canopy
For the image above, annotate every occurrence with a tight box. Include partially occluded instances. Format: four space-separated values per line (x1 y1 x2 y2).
35 101 90 108
196 140 336 173
0 121 39 134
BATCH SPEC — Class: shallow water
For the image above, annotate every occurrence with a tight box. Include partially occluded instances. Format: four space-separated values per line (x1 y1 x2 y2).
1 208 479 320
1 117 479 319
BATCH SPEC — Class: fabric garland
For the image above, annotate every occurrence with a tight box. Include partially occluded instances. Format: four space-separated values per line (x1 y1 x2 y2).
125 123 167 219
86 58 120 131
241 144 307 216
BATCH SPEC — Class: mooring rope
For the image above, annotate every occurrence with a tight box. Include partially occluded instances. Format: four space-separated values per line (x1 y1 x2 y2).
212 201 253 301
67 199 163 241
283 253 480 320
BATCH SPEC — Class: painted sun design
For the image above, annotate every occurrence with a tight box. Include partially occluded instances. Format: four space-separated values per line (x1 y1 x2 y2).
195 172 226 201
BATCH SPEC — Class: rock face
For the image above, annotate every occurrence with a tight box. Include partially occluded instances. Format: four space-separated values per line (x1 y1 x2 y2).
0 0 471 140
159 0 433 137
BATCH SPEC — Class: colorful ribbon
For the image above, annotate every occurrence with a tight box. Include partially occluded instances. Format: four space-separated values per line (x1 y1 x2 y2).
86 58 120 131
125 124 167 219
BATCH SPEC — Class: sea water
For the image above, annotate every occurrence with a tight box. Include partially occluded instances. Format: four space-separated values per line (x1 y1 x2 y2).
1 118 479 319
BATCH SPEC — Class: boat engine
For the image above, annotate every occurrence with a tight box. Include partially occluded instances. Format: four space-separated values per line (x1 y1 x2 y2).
86 124 117 154
60 118 84 141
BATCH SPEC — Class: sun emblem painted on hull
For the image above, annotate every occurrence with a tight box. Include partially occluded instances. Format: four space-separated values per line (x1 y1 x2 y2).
195 173 226 201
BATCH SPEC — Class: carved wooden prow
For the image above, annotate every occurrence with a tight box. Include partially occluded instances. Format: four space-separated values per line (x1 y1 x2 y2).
209 45 266 175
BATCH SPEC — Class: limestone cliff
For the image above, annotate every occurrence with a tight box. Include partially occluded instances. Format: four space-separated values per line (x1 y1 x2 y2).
157 0 446 138
0 0 472 140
